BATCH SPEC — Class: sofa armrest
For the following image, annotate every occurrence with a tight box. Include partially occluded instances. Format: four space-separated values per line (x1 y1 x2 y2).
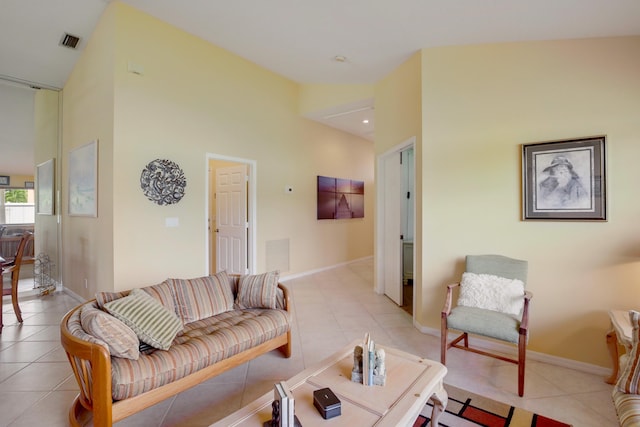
277 282 291 312
60 302 114 427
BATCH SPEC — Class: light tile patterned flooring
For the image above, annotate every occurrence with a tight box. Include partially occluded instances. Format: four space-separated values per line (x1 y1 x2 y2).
0 259 619 426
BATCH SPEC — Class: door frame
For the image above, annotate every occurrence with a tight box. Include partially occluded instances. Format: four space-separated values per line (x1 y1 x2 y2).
205 153 257 274
375 137 416 309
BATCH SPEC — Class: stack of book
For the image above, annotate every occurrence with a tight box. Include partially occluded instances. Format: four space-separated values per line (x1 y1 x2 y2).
274 381 295 427
362 333 375 386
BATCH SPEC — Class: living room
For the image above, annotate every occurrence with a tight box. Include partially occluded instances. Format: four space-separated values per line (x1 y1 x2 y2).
1 1 640 425
55 1 639 370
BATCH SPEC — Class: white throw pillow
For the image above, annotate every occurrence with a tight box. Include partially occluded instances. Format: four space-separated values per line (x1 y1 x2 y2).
458 272 525 316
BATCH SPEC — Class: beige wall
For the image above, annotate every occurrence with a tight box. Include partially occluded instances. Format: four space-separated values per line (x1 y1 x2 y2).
62 2 374 295
418 37 640 367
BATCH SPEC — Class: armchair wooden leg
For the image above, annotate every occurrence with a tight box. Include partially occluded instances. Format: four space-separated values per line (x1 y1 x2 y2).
518 335 526 397
441 317 447 364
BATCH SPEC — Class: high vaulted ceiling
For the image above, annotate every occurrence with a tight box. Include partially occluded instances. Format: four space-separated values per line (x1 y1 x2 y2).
1 0 639 174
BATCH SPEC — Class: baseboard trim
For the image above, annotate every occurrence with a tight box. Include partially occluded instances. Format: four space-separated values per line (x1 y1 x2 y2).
279 255 373 282
62 286 86 304
414 320 610 377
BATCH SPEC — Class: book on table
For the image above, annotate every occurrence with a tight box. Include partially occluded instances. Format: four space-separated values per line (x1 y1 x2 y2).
274 381 294 426
362 333 375 386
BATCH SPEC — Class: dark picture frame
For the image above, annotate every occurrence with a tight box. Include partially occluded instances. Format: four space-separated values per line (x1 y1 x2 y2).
317 175 364 220
522 136 606 221
0 175 9 186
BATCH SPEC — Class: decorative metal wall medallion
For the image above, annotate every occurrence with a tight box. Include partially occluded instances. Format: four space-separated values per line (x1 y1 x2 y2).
140 159 187 205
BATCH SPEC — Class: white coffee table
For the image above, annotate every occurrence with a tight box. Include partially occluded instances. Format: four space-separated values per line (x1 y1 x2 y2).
211 340 448 427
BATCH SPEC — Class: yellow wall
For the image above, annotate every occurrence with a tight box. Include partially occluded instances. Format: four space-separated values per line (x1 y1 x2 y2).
0 175 34 188
62 2 374 295
419 37 640 367
374 51 424 316
298 84 374 115
34 89 60 280
62 4 116 299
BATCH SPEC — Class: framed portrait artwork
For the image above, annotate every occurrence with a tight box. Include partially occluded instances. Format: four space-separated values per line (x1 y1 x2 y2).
522 136 606 221
36 159 55 215
68 140 98 217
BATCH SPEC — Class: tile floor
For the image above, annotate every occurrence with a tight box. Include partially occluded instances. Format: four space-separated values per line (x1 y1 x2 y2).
0 259 619 426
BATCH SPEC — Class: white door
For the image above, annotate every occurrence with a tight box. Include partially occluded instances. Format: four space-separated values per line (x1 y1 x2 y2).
383 152 402 305
216 165 248 275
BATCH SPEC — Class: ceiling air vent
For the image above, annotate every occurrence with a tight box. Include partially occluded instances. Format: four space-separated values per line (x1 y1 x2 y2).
59 33 81 49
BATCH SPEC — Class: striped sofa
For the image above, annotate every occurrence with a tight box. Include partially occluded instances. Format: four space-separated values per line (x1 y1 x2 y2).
612 390 640 426
60 272 292 427
613 313 640 427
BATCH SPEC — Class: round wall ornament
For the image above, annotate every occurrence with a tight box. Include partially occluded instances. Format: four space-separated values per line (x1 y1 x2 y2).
140 159 187 205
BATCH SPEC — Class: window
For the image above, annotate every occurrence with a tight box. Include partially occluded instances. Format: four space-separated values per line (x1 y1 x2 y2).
1 189 35 225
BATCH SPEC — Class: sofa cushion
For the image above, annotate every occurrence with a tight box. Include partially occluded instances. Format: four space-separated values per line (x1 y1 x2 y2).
171 271 235 324
104 288 183 350
80 305 139 360
236 271 279 309
110 308 291 400
458 272 524 316
618 310 640 394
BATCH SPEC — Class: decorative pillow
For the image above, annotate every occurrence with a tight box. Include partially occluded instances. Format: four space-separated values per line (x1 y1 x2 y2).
104 288 183 350
141 280 179 317
458 272 525 316
617 310 640 393
80 305 140 360
236 270 279 309
95 291 128 310
171 271 235 324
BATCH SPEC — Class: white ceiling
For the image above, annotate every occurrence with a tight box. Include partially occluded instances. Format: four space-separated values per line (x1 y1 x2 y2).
1 0 639 175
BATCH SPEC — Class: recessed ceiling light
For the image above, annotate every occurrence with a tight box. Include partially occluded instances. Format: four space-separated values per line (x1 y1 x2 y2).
362 119 369 124
333 55 347 63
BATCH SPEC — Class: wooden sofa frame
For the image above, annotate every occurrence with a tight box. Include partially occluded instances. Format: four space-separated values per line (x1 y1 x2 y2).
60 283 292 427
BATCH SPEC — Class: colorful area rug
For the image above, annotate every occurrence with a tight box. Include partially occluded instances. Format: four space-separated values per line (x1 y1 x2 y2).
414 385 572 427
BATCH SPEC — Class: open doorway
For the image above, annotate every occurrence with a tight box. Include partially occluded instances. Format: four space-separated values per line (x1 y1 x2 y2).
375 137 416 315
207 154 257 275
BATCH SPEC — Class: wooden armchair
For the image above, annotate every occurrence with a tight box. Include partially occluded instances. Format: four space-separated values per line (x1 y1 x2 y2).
441 254 532 396
1 231 34 332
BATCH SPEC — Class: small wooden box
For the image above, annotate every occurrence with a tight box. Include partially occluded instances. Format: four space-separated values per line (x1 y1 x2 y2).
313 388 341 419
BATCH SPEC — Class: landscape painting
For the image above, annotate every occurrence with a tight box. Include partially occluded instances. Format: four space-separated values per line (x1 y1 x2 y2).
317 175 364 220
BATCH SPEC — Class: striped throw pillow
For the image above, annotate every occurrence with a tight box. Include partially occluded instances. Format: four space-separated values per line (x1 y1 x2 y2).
80 305 140 360
618 310 640 393
236 271 279 309
104 288 183 350
172 271 235 324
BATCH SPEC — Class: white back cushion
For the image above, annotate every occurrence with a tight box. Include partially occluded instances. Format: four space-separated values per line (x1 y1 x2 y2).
458 272 524 316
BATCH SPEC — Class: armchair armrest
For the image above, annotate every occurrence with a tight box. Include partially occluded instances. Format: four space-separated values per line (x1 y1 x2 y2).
519 291 533 334
441 283 460 318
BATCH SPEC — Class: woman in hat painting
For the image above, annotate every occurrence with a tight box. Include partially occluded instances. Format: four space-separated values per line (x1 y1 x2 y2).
538 155 588 209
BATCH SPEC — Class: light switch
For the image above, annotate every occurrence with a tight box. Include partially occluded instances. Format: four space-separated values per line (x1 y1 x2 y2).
165 217 179 227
